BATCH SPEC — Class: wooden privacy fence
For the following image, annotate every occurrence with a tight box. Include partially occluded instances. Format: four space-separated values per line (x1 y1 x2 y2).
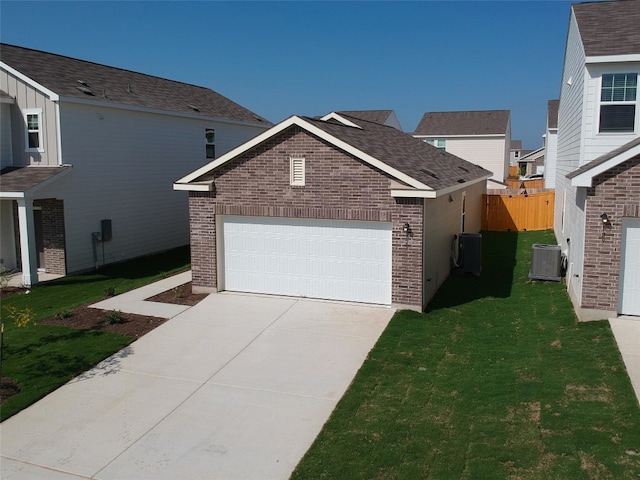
505 178 544 190
482 190 555 231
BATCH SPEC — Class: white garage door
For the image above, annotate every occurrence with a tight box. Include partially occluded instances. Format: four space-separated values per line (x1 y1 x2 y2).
620 218 640 315
221 216 392 304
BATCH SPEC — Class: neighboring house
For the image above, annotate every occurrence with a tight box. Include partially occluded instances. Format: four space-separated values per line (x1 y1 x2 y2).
174 112 491 311
335 110 403 130
413 110 511 188
518 147 545 177
0 43 270 286
554 0 640 320
544 99 559 189
510 140 522 166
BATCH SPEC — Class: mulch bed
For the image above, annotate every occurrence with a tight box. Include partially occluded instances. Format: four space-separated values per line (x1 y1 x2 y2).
1 280 208 403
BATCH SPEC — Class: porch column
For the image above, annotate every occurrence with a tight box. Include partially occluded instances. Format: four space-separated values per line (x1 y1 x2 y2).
16 198 38 287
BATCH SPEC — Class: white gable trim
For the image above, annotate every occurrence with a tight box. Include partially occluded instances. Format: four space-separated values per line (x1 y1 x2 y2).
391 175 489 199
320 112 362 128
174 115 431 191
570 143 640 187
586 54 640 64
1 62 60 101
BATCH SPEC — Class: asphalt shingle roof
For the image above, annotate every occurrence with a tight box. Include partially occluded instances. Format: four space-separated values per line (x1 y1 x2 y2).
0 166 70 193
547 100 559 129
337 110 394 125
573 0 640 56
300 114 491 190
0 43 271 126
413 110 510 136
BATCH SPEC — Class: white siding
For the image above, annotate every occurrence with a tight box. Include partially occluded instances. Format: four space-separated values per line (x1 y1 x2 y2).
422 181 484 305
0 69 60 166
37 102 266 273
582 63 640 163
544 129 558 189
0 102 13 168
445 137 508 183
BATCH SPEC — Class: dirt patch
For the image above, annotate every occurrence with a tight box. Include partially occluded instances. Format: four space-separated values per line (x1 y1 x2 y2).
145 282 208 306
40 306 168 338
0 286 27 300
1 377 21 402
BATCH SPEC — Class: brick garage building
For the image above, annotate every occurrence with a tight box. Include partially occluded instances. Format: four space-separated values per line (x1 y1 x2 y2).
175 113 490 310
567 139 640 317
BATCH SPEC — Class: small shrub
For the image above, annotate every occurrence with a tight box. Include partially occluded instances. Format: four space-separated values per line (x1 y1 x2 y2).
3 306 36 328
57 310 72 320
104 285 117 297
172 285 184 300
104 309 125 324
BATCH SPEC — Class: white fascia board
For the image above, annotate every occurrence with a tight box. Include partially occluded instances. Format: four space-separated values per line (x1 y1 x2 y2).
56 95 269 128
520 147 545 161
173 182 212 192
391 175 489 199
1 63 60 101
0 191 25 199
585 54 640 64
0 96 15 104
412 133 505 139
570 143 640 187
320 112 362 128
177 115 430 190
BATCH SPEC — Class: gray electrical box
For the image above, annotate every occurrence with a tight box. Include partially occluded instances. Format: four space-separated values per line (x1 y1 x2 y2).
529 244 561 281
101 219 112 242
459 233 482 275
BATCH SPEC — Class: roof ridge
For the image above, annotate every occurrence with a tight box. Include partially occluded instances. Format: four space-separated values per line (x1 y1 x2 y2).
0 42 212 92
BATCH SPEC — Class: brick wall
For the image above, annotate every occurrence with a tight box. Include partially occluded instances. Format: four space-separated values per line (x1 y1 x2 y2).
13 198 66 275
189 126 424 307
582 155 640 311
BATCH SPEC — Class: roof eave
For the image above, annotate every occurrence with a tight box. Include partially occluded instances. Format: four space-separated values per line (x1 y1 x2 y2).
1 62 60 101
585 54 640 64
391 174 490 199
173 182 213 192
569 143 640 187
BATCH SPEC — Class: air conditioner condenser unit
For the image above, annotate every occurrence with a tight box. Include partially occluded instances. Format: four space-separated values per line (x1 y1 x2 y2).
529 244 562 281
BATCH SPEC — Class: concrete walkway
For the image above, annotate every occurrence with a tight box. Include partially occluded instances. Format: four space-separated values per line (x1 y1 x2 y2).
1 278 394 480
609 316 640 405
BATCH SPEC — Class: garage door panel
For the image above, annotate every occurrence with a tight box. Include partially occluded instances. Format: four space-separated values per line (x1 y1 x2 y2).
221 216 392 304
620 218 640 316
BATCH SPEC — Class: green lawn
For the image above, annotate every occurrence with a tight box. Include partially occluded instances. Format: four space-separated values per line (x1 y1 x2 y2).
292 231 640 479
0 246 190 421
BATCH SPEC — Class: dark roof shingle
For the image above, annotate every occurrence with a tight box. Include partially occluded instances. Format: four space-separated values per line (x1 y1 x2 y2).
337 110 394 125
0 43 270 125
0 166 70 193
573 0 640 56
299 115 491 190
413 110 510 136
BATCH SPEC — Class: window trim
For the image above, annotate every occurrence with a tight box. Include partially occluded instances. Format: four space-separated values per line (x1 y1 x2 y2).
598 72 638 134
24 108 44 153
290 156 305 186
424 138 446 149
205 128 215 159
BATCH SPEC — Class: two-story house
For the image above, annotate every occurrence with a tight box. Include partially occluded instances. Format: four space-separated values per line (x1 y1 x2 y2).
554 0 640 320
412 110 511 188
0 44 270 286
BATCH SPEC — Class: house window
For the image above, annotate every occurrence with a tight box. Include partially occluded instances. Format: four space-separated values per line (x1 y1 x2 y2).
25 109 44 152
290 156 305 186
599 73 637 132
205 128 215 159
424 138 446 149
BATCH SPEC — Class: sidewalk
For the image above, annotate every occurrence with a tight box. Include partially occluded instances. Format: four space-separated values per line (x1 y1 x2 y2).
90 270 192 319
609 316 640 405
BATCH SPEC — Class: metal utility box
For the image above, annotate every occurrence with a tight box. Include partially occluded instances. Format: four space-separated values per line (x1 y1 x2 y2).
459 233 482 275
529 244 561 281
101 219 112 242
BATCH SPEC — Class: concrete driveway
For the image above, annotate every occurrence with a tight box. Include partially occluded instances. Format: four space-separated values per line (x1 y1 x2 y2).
1 292 394 479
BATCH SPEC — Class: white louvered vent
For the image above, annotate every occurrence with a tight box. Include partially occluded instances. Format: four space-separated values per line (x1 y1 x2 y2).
290 156 305 186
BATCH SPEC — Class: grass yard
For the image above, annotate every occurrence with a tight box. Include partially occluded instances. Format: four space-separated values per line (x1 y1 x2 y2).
0 246 190 421
292 231 640 479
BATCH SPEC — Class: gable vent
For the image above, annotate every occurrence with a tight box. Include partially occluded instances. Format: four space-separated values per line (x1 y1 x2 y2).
290 156 305 186
420 168 438 179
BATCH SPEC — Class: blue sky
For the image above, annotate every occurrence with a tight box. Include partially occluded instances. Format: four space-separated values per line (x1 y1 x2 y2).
1 1 576 149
